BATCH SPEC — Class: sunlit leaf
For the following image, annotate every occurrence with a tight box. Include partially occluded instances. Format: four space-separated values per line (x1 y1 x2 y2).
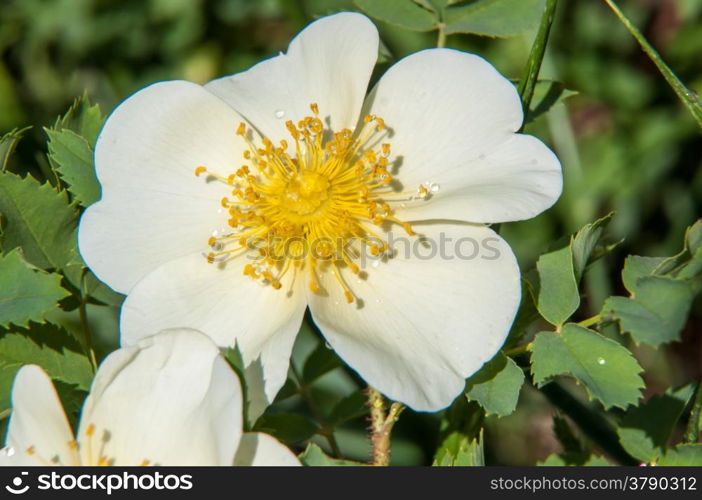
444 0 546 37
536 246 580 326
465 352 524 417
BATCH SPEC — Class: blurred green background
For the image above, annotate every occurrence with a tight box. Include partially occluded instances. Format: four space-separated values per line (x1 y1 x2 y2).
0 0 700 465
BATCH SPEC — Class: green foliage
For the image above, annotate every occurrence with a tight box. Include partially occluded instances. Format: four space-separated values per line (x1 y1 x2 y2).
444 0 546 37
657 444 702 466
0 249 69 328
254 413 320 445
433 431 485 466
302 342 342 384
617 385 695 463
570 213 615 282
353 0 438 31
0 127 31 172
0 328 94 412
536 246 580 326
299 443 367 466
465 352 524 417
530 324 644 409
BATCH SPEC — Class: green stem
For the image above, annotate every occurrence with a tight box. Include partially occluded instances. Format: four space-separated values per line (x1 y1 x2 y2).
437 23 447 48
77 290 97 372
603 0 702 128
683 381 702 443
517 0 558 130
290 363 342 457
536 381 638 465
504 342 533 357
577 314 601 328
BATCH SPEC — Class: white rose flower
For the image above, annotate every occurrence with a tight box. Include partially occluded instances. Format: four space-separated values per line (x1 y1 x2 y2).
0 329 299 466
78 13 562 413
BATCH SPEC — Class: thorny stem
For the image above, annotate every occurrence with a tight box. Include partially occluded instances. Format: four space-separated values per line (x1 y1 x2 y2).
367 387 404 466
290 363 342 457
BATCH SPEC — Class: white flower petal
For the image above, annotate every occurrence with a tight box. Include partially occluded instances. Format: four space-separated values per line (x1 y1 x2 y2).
365 49 562 223
308 223 520 411
233 432 300 466
2 365 78 466
78 81 246 294
206 12 378 143
119 252 307 421
78 329 242 466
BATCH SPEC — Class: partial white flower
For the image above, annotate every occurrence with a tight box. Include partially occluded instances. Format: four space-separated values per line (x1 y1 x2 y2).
0 329 299 466
78 13 562 412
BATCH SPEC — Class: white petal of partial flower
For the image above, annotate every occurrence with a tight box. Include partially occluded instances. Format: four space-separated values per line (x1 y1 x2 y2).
308 223 520 411
120 252 307 422
206 12 378 144
233 433 301 466
2 365 78 466
365 49 562 224
78 329 242 466
78 81 247 294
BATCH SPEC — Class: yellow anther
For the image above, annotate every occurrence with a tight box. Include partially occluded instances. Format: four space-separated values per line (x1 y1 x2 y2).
375 117 385 130
194 165 207 177
309 280 320 293
98 456 109 466
381 143 391 156
86 424 95 437
206 252 215 264
402 222 415 236
140 459 151 466
236 122 246 135
221 197 229 208
310 103 319 115
271 280 282 290
68 440 78 450
344 291 354 303
207 236 217 247
26 446 35 455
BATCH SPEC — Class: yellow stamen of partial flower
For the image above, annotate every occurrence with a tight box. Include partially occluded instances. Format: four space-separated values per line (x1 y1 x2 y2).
195 103 428 301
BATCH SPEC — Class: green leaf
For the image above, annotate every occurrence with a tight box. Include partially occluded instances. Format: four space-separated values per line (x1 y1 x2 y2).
657 444 702 466
302 342 341 384
444 0 546 37
621 255 666 292
465 352 524 417
616 384 695 462
0 249 69 328
0 331 94 412
570 213 614 282
224 345 249 427
604 276 694 346
298 443 367 466
329 389 368 425
432 431 485 466
0 126 31 171
354 0 438 31
530 324 644 409
253 413 319 445
46 129 101 207
0 171 81 277
53 94 105 148
536 246 580 326
526 80 577 124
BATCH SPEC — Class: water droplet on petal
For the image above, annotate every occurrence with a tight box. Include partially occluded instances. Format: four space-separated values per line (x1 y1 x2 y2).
274 109 285 119
371 260 380 268
597 357 606 365
430 183 440 193
375 298 382 304
4 447 15 457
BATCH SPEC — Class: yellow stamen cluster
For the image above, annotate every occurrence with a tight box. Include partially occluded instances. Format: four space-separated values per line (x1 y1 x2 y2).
195 104 427 303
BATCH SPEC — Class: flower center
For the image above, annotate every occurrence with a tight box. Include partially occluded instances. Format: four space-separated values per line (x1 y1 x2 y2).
195 103 430 303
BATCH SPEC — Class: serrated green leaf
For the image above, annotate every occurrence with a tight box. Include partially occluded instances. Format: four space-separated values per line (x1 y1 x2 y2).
657 444 702 466
299 443 367 466
254 413 319 445
536 246 580 326
444 0 546 37
0 126 31 171
617 384 695 462
530 324 644 409
0 171 81 279
53 94 105 148
302 342 341 384
432 431 484 466
329 389 368 425
571 213 614 282
604 276 693 345
0 331 93 412
47 128 101 207
465 352 524 417
0 249 69 328
621 255 666 293
354 0 438 31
